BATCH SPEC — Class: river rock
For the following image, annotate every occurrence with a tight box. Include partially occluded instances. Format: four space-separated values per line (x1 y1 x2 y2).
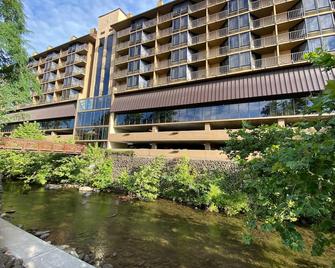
5 210 16 214
45 184 62 190
78 186 94 192
34 230 50 237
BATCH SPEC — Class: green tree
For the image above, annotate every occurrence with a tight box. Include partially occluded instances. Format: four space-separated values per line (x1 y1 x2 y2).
0 0 38 126
11 121 45 140
223 50 335 257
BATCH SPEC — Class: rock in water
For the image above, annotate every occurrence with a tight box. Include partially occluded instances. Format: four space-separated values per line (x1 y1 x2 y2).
45 184 62 190
78 186 93 192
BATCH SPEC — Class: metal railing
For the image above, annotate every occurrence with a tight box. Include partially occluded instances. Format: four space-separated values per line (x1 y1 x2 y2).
117 27 131 38
143 18 157 29
252 35 277 48
116 41 129 51
250 0 273 10
190 33 206 45
252 15 275 29
190 17 206 29
189 1 206 12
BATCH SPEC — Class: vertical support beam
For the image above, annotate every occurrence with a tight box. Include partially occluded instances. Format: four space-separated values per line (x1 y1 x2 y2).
152 126 159 133
278 119 285 127
204 123 211 131
204 143 211 150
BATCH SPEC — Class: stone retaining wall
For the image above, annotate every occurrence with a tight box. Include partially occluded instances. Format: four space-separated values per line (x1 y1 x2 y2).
111 155 238 178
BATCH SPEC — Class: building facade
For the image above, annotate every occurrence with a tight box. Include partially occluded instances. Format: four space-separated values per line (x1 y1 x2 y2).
3 0 335 157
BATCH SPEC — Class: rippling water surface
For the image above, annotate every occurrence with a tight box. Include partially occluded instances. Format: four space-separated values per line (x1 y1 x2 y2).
1 182 334 268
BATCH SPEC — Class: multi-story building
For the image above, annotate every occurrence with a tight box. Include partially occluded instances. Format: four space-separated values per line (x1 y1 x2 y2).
3 1 335 157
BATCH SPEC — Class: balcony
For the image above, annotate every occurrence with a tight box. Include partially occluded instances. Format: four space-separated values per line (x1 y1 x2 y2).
252 35 277 48
276 8 305 24
189 1 206 13
189 17 207 29
118 80 153 92
59 80 84 90
158 27 173 38
158 13 173 24
157 43 171 53
208 28 228 41
278 28 335 44
208 0 227 7
252 15 275 29
115 55 129 65
157 70 206 86
114 69 128 79
143 18 157 29
189 33 206 45
250 0 273 11
116 41 129 51
142 33 156 43
117 27 131 38
208 10 228 24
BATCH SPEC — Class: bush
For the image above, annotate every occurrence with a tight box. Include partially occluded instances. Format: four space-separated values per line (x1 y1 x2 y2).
11 122 45 140
125 157 165 201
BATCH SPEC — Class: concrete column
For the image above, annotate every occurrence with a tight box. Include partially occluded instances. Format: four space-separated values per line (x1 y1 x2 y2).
278 119 285 127
152 126 159 133
204 143 211 150
151 143 158 149
204 123 211 131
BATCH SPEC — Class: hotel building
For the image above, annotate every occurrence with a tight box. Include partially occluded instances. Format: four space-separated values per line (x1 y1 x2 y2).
3 0 335 157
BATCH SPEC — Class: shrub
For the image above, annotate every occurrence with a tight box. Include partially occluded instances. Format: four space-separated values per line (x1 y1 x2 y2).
122 157 165 201
11 122 45 140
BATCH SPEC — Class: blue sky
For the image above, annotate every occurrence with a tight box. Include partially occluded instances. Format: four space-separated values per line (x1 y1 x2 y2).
23 0 170 55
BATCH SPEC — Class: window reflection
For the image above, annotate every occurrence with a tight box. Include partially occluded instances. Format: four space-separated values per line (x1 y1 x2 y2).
115 98 313 126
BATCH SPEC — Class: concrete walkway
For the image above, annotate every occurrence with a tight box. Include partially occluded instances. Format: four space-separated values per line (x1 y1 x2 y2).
0 218 94 268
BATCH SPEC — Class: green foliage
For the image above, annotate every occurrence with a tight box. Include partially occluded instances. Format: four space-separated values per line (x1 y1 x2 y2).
0 0 39 125
222 51 335 256
125 157 165 201
11 121 45 140
53 145 114 189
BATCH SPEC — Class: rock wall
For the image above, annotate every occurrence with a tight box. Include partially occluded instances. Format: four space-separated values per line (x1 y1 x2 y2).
111 155 238 178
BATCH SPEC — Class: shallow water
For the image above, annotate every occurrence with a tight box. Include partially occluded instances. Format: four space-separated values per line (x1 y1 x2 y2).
1 182 334 268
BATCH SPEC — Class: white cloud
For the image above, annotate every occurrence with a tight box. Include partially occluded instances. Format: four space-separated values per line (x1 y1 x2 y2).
23 0 171 54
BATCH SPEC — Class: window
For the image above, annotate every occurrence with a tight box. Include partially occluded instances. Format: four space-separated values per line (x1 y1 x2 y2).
306 16 319 32
129 45 141 57
172 15 188 31
171 48 187 62
128 60 140 72
319 14 334 30
229 52 251 68
229 0 248 12
306 15 334 33
103 34 114 95
228 14 249 31
303 0 316 11
93 38 104 96
127 75 139 87
308 38 322 51
229 33 250 48
130 31 142 44
324 36 335 51
172 31 188 46
171 65 187 79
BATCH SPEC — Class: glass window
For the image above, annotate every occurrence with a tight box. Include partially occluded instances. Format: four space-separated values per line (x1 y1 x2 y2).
240 14 249 28
325 36 335 51
303 0 316 11
318 0 330 8
240 52 251 66
230 54 239 68
240 32 250 46
229 0 238 12
93 38 105 96
229 17 238 30
306 16 320 32
230 35 239 48
308 38 322 51
319 14 334 30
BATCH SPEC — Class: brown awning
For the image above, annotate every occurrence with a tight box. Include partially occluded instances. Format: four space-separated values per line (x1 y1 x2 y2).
8 102 77 123
111 65 335 113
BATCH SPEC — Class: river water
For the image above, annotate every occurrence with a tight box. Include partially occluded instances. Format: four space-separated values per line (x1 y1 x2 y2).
1 182 334 268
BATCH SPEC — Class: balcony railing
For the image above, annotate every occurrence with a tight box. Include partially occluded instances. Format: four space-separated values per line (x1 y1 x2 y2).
158 27 173 38
208 10 229 23
116 41 129 51
114 69 128 79
157 43 171 53
252 15 275 29
157 70 206 86
208 28 228 40
252 35 277 48
159 12 173 24
208 0 227 7
115 55 129 64
189 1 206 13
278 27 335 44
189 33 206 45
276 8 305 23
117 27 131 38
250 0 273 10
143 33 156 42
190 17 206 29
143 18 157 29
